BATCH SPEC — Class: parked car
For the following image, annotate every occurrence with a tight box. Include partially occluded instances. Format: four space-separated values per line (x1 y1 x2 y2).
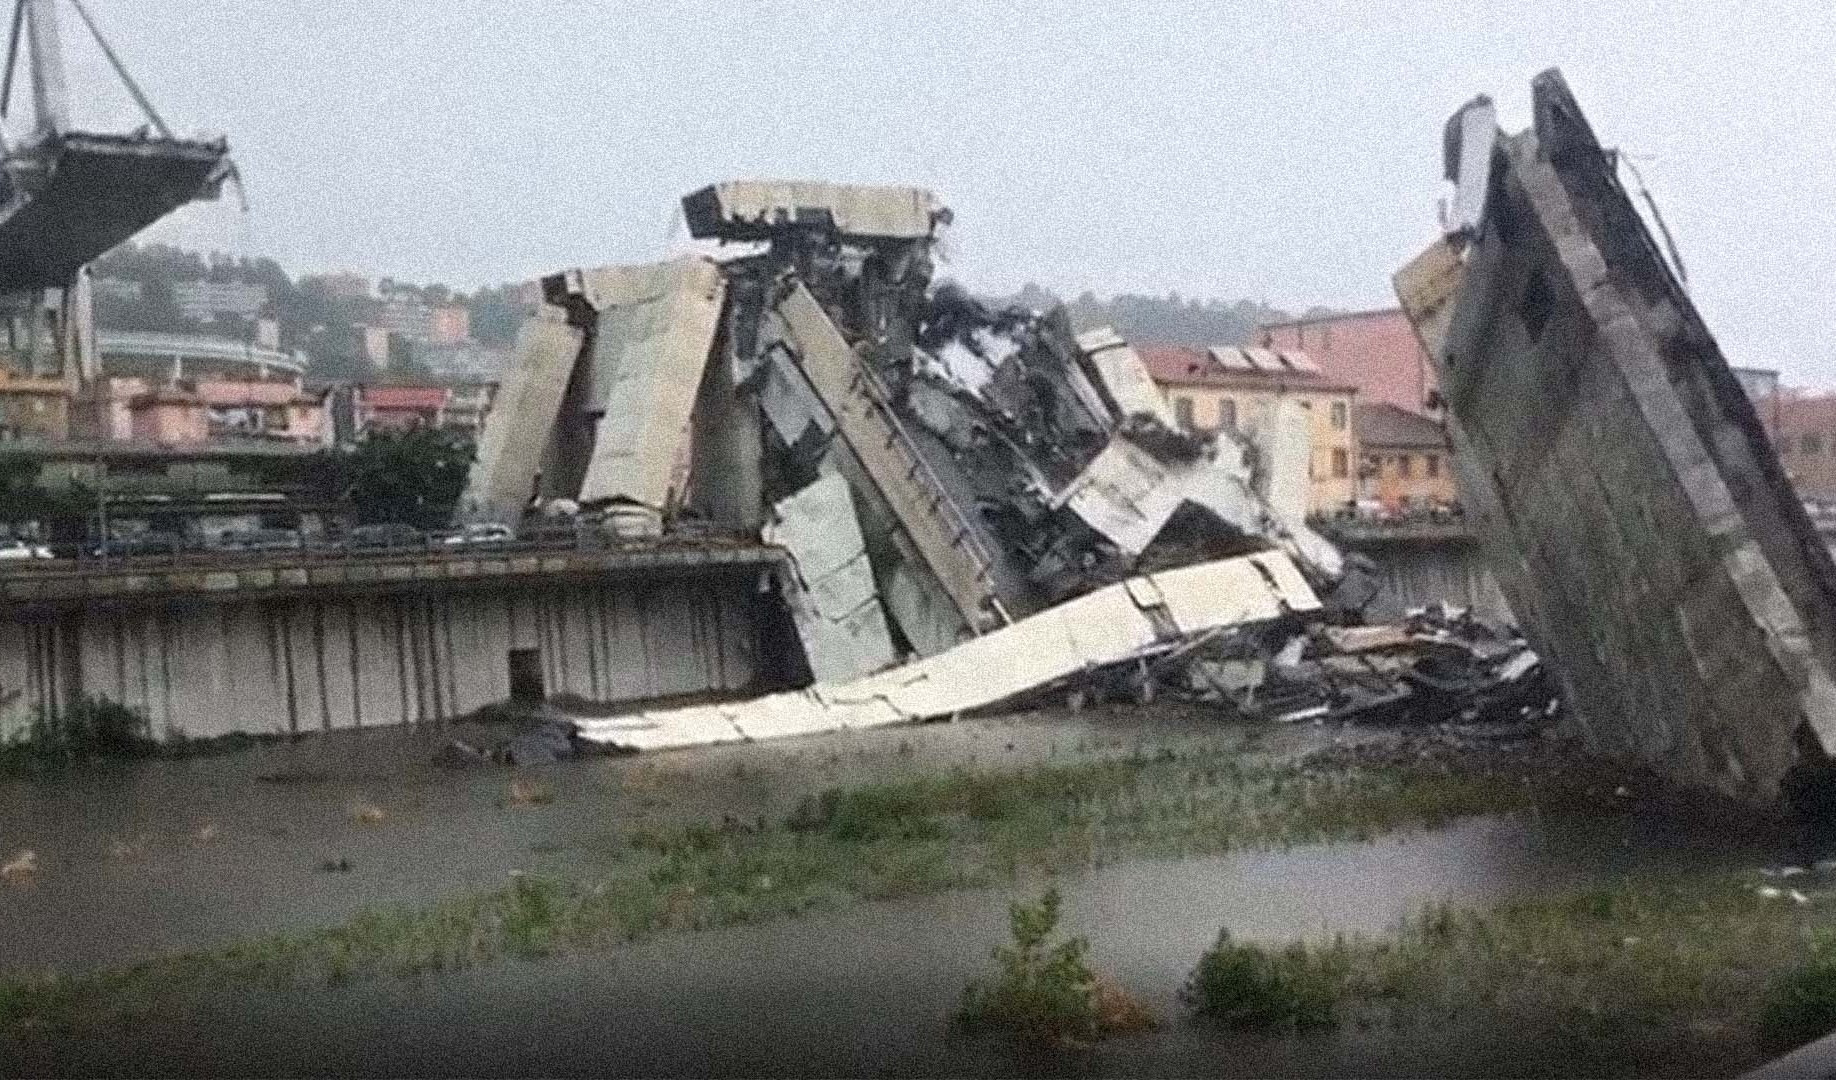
0 539 54 561
242 528 304 552
347 523 426 550
92 532 185 558
441 523 515 548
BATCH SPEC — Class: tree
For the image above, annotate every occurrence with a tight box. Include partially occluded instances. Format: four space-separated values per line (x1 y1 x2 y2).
315 428 475 529
385 334 432 379
303 325 378 382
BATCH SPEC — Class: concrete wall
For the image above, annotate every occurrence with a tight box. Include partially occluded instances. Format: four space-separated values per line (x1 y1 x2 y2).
1358 542 1510 623
0 574 762 742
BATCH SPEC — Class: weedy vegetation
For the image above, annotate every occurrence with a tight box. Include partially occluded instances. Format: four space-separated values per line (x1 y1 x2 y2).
956 888 1155 1044
0 745 1544 1041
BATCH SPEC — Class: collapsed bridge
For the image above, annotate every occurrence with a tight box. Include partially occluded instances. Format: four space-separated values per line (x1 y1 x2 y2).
464 180 1356 682
1395 70 1836 808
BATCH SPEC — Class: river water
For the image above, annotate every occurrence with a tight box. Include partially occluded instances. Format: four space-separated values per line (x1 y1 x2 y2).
4 811 1790 1077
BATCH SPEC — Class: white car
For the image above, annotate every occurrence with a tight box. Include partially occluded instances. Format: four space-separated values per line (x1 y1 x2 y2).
0 539 54 561
441 523 515 548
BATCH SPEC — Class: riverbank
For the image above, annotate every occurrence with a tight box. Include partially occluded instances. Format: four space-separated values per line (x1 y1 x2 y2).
0 708 1823 1076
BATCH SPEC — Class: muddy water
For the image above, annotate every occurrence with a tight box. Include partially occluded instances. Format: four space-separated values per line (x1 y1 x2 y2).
4 815 1786 1078
0 708 1330 974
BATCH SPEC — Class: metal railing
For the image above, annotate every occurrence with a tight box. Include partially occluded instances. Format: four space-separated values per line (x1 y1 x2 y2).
0 520 764 580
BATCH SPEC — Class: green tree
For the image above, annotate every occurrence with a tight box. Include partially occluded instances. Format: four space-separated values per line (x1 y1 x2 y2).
385 334 432 379
316 428 475 529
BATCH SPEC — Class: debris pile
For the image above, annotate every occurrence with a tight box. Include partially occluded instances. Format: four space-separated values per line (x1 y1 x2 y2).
466 180 1357 678
1120 602 1552 728
467 179 1542 756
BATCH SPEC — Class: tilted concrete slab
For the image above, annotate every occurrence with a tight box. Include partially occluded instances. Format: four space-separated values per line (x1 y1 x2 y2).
762 472 898 682
573 257 726 511
1393 70 1836 805
573 551 1318 752
1076 327 1176 427
461 303 583 522
774 282 1006 632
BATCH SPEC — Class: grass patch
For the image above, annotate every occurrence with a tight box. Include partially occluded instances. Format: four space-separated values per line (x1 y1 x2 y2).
0 746 1530 1038
1174 873 1836 1074
1761 930 1836 1051
1183 929 1349 1031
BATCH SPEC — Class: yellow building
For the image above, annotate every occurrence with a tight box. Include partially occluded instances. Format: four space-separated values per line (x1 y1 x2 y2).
1140 344 1359 514
1354 401 1457 512
0 369 71 442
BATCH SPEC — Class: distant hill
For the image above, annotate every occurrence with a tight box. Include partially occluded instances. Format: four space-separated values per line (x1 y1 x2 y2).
984 282 1339 348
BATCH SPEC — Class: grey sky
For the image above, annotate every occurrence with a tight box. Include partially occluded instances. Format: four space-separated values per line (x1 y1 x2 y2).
39 0 1836 384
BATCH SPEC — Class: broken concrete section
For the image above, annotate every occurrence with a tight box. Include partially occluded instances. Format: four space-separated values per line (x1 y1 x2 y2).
682 181 948 242
572 551 1318 752
762 472 898 683
570 257 726 514
1394 69 1836 806
461 303 583 522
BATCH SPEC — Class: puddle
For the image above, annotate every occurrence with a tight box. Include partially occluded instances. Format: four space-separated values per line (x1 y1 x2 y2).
3 814 1785 1077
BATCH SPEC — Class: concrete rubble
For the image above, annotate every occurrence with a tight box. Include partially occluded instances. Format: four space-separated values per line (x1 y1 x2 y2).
1395 69 1836 807
464 177 1541 757
573 552 1321 752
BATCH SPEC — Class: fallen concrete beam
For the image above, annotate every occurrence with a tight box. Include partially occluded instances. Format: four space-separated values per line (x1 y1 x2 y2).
572 551 1319 751
1394 69 1836 806
774 282 1007 632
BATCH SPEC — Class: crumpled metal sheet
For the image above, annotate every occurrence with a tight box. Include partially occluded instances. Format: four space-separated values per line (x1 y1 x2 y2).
572 551 1318 751
575 256 726 511
762 473 898 682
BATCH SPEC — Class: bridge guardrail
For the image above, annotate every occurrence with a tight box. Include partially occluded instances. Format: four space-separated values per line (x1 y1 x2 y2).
0 522 763 581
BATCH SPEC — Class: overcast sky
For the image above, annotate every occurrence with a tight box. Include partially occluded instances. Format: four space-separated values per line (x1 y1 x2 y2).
31 0 1836 384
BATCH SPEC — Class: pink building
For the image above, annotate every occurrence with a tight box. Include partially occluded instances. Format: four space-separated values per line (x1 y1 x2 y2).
197 379 328 445
356 384 451 431
1259 307 1438 416
128 389 209 446
78 375 326 447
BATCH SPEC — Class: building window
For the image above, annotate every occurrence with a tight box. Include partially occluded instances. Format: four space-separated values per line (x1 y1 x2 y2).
1330 401 1347 430
1173 396 1195 431
1332 448 1348 478
1219 397 1237 430
1397 454 1414 479
1806 434 1825 455
1426 453 1440 478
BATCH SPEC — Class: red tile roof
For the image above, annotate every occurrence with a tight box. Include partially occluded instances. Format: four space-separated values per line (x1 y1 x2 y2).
1137 344 1358 394
360 385 449 409
1354 401 1447 449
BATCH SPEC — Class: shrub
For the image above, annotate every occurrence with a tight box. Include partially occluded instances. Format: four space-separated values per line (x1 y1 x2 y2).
1761 930 1836 1051
6 695 156 762
957 889 1105 1044
1182 929 1347 1031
